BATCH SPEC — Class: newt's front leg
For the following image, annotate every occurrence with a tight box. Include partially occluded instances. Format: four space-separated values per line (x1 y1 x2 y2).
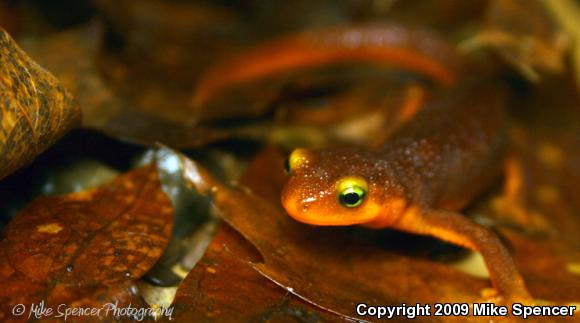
394 207 532 303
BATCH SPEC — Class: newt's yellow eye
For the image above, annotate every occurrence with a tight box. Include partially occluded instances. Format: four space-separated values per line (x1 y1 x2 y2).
337 177 368 208
285 148 311 174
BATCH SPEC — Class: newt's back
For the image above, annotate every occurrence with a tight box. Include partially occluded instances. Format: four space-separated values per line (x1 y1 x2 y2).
380 81 507 210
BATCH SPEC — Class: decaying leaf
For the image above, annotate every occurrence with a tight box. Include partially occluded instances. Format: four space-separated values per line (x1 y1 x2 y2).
484 74 580 302
543 0 580 89
270 78 429 149
461 0 570 81
0 27 80 180
0 164 173 321
172 224 340 322
0 3 18 34
21 24 235 148
93 0 246 85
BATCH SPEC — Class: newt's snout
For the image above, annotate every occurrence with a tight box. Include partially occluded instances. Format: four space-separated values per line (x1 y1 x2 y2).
282 149 387 226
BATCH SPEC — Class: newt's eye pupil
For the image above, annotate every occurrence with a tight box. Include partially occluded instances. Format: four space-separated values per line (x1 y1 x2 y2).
338 186 365 208
343 192 360 205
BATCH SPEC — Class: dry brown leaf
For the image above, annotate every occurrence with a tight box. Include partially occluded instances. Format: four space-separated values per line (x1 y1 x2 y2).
171 223 341 322
0 164 173 322
543 0 580 89
21 24 249 148
0 27 80 180
461 0 570 81
482 73 580 302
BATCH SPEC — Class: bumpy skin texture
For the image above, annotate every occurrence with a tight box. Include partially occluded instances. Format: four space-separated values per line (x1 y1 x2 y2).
282 82 506 226
374 82 507 212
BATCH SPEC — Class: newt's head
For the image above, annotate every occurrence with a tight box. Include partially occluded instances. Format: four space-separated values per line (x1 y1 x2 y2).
281 148 407 226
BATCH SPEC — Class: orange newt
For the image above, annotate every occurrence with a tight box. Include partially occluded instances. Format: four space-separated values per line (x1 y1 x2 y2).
281 80 532 302
195 23 531 301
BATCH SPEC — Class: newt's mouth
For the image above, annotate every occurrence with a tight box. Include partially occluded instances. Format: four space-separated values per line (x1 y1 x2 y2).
280 191 380 226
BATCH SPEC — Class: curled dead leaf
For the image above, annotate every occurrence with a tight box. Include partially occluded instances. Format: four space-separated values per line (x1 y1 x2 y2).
0 28 80 180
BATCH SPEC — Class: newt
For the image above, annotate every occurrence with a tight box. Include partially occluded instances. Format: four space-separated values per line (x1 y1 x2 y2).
281 80 532 302
266 24 533 301
192 24 465 121
194 23 532 301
